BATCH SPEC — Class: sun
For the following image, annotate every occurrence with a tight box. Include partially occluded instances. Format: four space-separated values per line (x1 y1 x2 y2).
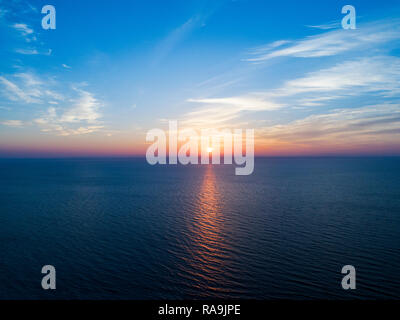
207 147 213 153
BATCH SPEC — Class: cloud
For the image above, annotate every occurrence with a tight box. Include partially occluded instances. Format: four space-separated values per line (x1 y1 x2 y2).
26 3 38 13
62 64 71 69
12 22 37 43
181 53 400 138
258 104 400 151
34 88 104 136
2 7 48 52
12 23 33 35
44 89 64 101
151 4 221 66
15 48 39 55
246 19 400 62
0 73 64 104
15 72 42 86
184 55 400 126
152 16 203 66
183 96 282 127
60 88 101 124
306 21 341 30
277 56 400 97
0 75 39 103
248 40 292 55
15 48 52 55
191 19 400 125
0 120 24 127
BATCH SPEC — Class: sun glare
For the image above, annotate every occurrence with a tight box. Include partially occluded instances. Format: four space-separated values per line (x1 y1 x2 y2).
207 147 213 153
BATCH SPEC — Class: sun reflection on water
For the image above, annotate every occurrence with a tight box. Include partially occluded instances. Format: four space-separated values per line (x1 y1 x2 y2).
181 165 236 297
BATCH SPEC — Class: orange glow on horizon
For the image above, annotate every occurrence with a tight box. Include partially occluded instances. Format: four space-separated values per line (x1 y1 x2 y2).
2 134 400 157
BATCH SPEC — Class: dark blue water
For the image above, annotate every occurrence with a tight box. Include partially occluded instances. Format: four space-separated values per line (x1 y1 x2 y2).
0 157 399 299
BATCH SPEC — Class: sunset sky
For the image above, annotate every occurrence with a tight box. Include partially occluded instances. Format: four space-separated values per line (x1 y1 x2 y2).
1 0 400 157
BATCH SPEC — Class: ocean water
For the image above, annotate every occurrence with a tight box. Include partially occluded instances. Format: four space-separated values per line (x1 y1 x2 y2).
0 157 399 299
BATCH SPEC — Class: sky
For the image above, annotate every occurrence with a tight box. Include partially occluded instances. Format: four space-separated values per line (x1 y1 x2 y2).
1 0 400 157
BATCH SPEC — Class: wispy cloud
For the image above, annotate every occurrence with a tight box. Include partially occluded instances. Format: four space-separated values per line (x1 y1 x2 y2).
0 120 24 127
60 88 102 124
258 104 400 152
0 3 51 55
181 52 400 152
272 56 400 103
15 48 52 55
306 21 341 30
0 73 64 104
189 18 400 130
152 15 203 66
0 75 40 103
183 96 282 127
184 54 400 126
34 88 104 136
246 19 400 62
12 23 33 35
15 48 38 55
151 1 223 66
12 22 37 43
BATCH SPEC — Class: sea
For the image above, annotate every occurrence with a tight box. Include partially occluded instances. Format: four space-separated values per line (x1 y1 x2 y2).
0 157 399 299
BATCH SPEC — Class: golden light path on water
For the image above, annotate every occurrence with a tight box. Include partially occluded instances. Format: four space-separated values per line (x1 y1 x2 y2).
180 165 239 298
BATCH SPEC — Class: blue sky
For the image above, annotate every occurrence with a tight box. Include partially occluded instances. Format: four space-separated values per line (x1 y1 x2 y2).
1 0 400 156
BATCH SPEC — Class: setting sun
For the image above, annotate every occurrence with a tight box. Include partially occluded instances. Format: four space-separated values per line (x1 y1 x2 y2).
207 147 213 153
